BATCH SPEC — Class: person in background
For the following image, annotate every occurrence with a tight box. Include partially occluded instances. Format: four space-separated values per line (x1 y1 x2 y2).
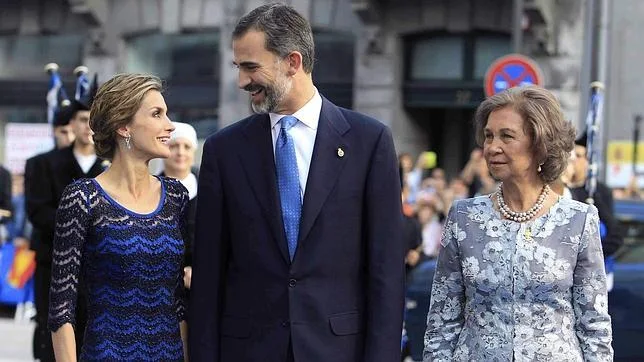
416 199 442 259
51 103 76 149
49 73 188 361
460 148 497 197
0 165 12 227
569 130 624 291
161 121 199 290
400 167 423 277
424 86 612 360
26 97 105 362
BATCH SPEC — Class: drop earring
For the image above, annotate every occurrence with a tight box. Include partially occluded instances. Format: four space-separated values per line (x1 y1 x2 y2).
538 163 543 173
125 135 131 150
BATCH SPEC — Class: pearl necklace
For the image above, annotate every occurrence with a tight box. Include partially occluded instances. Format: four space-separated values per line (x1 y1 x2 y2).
496 183 550 222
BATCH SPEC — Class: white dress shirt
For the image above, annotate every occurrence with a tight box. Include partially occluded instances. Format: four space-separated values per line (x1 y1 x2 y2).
270 88 321 199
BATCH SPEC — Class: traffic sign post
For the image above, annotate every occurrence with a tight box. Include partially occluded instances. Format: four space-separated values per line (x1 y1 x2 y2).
484 54 544 97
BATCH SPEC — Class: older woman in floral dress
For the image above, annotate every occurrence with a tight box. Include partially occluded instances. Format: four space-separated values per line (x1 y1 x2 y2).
423 86 612 361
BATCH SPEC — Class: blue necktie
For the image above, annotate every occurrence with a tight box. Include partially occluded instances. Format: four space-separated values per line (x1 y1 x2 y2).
275 116 302 260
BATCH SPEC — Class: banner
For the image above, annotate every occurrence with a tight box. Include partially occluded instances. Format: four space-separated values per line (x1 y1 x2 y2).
4 123 54 174
605 141 644 188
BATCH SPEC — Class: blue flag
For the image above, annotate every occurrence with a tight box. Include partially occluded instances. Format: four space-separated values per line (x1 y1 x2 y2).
75 71 90 102
46 71 63 124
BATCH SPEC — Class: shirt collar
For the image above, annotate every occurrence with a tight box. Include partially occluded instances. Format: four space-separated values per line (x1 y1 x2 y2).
269 87 322 131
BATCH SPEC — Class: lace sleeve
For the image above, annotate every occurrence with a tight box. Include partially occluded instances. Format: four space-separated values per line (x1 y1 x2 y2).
573 205 613 360
48 181 91 332
175 182 189 321
423 200 465 361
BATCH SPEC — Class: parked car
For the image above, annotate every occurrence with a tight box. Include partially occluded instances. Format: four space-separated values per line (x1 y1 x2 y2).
404 199 644 361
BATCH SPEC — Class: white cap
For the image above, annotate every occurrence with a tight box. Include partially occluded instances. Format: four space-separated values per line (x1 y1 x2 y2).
170 121 198 149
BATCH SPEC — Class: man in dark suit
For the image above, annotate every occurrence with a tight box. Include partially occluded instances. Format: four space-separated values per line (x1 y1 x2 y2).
569 132 623 258
25 99 105 362
189 4 404 362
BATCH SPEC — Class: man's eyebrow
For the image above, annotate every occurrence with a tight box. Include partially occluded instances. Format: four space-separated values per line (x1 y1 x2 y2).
233 61 260 67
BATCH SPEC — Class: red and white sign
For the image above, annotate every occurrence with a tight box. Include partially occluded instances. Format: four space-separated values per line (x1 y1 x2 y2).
484 54 544 97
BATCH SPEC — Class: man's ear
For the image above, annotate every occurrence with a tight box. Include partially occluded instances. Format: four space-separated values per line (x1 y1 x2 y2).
285 51 303 76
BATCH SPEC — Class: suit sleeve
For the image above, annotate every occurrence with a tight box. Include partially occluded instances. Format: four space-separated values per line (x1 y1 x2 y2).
595 184 623 257
25 156 57 241
0 167 12 221
188 138 229 361
363 126 405 362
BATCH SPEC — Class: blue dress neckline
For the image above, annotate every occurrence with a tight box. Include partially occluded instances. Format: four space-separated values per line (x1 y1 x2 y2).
91 175 166 218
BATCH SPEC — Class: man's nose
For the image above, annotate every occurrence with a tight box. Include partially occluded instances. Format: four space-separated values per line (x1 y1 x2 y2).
238 70 251 89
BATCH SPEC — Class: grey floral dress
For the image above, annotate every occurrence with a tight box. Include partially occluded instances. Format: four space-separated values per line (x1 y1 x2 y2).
423 196 613 362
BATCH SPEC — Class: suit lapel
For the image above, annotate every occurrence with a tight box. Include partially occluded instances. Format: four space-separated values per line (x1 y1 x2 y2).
240 114 290 264
298 97 350 246
87 158 107 177
63 146 83 179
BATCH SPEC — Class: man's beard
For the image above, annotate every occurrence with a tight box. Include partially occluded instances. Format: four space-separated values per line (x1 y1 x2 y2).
247 73 292 114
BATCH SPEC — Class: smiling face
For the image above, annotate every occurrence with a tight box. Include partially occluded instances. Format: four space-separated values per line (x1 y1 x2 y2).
233 30 293 114
483 107 538 182
125 90 175 159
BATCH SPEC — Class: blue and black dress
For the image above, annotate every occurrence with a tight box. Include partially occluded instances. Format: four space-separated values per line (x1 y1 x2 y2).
48 176 188 361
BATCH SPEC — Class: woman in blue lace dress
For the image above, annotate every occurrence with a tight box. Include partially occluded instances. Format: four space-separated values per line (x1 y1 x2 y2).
424 86 613 361
48 74 189 361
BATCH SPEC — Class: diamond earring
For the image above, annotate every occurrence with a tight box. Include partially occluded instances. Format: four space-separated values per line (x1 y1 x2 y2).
125 135 131 150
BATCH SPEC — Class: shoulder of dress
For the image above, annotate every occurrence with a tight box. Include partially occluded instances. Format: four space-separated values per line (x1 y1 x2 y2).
160 177 188 200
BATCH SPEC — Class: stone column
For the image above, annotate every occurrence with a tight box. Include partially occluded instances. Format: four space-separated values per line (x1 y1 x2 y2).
353 24 427 156
217 0 253 128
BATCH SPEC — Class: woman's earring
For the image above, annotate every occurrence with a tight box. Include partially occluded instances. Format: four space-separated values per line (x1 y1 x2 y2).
538 163 543 173
125 135 131 150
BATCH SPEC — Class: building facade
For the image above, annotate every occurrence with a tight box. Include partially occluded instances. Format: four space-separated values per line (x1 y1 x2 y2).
0 0 632 181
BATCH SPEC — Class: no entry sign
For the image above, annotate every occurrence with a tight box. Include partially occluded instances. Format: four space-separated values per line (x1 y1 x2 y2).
484 54 544 97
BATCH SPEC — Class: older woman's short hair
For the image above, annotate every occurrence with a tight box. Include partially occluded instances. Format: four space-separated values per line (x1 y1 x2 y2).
90 73 163 160
474 86 576 183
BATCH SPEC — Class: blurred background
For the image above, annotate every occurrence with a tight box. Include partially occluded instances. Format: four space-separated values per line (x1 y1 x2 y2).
0 0 643 361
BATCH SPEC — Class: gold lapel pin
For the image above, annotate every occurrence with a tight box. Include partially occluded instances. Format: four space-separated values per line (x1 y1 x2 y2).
337 147 345 158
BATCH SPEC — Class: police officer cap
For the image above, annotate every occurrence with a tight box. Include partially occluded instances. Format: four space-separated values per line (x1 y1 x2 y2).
53 101 74 127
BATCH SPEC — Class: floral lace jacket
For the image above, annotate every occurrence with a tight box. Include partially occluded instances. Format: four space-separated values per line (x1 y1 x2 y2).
423 196 613 362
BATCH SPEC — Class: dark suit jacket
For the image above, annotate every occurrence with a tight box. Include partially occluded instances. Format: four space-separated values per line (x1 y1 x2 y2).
0 165 12 223
25 145 105 263
159 171 198 267
189 97 405 362
571 182 623 257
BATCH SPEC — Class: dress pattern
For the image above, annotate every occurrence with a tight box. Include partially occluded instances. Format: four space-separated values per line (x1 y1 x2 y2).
48 176 188 361
423 196 613 362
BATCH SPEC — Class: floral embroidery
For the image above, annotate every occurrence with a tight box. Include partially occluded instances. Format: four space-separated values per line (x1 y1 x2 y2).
423 197 613 362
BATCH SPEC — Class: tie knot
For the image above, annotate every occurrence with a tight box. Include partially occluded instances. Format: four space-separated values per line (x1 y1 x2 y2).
281 116 298 131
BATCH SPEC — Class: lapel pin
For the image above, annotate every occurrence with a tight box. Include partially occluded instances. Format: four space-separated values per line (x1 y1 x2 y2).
337 147 345 158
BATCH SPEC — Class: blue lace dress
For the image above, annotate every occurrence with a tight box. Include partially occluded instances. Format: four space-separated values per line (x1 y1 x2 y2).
48 177 188 361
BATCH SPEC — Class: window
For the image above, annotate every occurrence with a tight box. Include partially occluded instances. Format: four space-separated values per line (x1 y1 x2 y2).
409 36 464 80
405 32 510 82
474 36 512 79
312 31 355 83
125 32 219 80
0 35 83 79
